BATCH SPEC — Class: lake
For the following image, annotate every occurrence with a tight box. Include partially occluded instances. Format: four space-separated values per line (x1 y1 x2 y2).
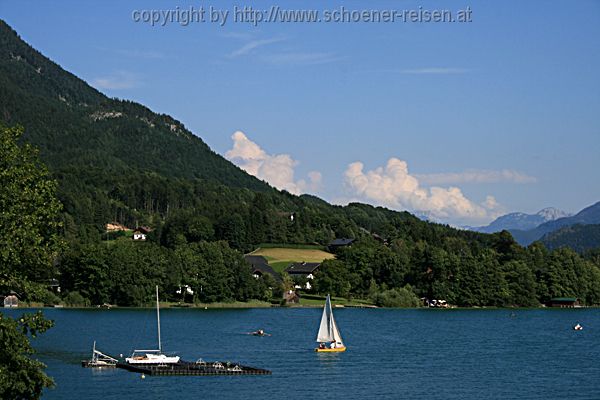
5 307 600 399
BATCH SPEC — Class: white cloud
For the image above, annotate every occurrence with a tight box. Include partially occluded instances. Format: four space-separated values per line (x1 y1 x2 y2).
483 195 500 210
416 169 537 185
225 131 321 195
228 38 284 58
92 71 139 90
344 158 503 224
224 34 338 66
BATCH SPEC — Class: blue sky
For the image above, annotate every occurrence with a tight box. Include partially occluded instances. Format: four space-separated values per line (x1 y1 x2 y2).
2 0 599 225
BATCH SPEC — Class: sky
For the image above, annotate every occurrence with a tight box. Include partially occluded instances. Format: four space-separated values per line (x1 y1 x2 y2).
2 0 599 226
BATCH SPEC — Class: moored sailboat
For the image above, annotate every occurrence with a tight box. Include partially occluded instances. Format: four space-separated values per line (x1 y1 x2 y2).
315 294 346 352
81 341 118 368
125 285 180 365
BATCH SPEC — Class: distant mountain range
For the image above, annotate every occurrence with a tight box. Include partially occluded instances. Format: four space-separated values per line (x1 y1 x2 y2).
468 202 600 250
510 201 600 247
471 207 571 233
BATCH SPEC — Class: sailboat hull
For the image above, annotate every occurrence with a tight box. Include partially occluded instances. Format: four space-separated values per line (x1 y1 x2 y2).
315 347 346 353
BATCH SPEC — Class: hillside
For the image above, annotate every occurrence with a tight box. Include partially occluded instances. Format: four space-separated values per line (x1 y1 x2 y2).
541 224 600 253
0 19 278 236
510 202 600 246
0 18 481 249
0 21 270 192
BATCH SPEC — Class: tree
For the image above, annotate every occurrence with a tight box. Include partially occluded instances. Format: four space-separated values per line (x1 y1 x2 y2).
371 286 421 307
0 124 62 283
314 260 351 298
0 311 54 400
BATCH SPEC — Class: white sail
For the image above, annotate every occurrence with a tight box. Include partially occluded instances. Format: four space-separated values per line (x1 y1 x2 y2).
331 312 343 344
316 294 344 346
316 295 333 342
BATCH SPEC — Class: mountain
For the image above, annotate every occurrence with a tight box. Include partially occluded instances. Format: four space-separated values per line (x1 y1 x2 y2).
0 20 270 193
0 19 463 247
472 207 570 233
511 201 600 246
541 224 600 253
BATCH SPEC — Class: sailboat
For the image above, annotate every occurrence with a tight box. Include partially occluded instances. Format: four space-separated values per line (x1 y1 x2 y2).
315 294 346 352
125 285 181 365
81 341 118 368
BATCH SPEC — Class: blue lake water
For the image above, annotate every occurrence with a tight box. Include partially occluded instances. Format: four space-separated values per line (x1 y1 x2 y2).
5 307 600 399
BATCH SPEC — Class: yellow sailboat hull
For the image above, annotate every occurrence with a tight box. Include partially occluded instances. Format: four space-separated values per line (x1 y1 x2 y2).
315 347 346 353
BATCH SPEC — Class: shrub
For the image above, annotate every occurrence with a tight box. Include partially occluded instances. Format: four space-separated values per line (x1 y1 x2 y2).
63 291 90 307
372 286 420 308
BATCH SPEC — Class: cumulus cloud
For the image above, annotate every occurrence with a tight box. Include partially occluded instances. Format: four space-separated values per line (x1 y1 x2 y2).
416 169 537 185
344 158 502 223
226 131 321 194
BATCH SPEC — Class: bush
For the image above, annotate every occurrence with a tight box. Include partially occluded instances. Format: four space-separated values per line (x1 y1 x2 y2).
63 291 90 307
372 286 420 308
36 290 61 306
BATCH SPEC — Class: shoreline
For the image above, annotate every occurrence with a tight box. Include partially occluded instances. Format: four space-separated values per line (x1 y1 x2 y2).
7 303 595 310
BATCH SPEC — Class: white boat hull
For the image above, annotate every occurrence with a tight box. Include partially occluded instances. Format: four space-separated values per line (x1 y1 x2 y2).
126 353 180 364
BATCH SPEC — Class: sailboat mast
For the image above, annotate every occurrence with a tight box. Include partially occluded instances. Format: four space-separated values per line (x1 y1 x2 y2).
156 285 161 353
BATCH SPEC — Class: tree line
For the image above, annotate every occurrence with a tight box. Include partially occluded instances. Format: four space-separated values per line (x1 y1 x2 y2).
4 122 600 310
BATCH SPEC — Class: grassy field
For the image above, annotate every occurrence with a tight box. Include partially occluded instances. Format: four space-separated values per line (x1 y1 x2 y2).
249 247 336 273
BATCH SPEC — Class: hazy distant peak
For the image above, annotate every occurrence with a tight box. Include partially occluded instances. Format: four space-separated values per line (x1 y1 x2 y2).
471 207 570 233
536 207 571 221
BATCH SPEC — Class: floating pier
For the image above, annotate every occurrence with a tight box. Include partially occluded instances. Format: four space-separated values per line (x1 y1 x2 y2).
116 360 271 376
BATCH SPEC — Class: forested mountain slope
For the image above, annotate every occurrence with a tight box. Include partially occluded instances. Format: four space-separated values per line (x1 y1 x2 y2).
541 224 600 253
0 19 481 247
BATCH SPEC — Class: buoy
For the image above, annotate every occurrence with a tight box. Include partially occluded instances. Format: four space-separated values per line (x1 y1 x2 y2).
573 323 583 331
141 374 145 379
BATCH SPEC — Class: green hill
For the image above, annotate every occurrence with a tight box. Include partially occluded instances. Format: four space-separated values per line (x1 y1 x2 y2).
0 20 269 191
541 224 600 253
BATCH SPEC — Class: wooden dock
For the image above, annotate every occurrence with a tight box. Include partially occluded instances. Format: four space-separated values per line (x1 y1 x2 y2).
116 360 271 376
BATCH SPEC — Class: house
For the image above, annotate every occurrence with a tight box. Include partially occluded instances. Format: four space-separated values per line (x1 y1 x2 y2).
328 238 355 251
359 227 389 245
244 255 281 282
3 292 19 308
285 262 321 278
548 297 581 308
47 278 61 293
285 262 321 290
371 233 389 246
283 289 300 304
105 222 129 232
132 226 152 241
